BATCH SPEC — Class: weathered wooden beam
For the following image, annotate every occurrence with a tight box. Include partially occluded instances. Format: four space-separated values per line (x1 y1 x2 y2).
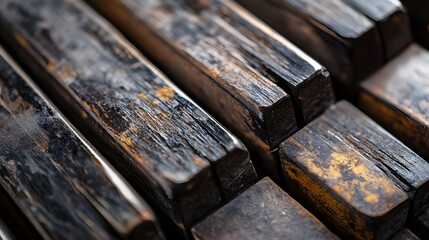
85 0 335 177
341 0 412 60
0 0 257 228
279 101 429 239
192 177 338 240
391 228 420 240
358 44 429 161
235 0 384 86
0 48 164 239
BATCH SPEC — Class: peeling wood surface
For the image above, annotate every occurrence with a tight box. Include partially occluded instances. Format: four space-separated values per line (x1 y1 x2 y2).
279 100 429 239
359 44 429 161
235 0 384 85
86 0 335 176
390 228 420 240
341 0 412 60
0 0 257 228
192 177 338 240
0 49 164 239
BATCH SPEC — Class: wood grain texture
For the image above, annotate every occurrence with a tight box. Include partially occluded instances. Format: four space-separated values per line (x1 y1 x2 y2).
280 101 429 239
0 49 163 240
341 0 412 60
85 0 335 177
235 0 384 85
358 44 429 161
390 229 420 240
0 0 257 228
192 177 338 240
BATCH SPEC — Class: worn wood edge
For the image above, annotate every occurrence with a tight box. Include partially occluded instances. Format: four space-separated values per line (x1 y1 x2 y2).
191 177 338 240
357 86 429 161
0 1 254 228
84 0 295 182
235 0 384 84
0 46 165 239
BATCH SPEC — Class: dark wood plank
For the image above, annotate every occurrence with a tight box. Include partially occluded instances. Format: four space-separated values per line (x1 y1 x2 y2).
235 0 384 86
0 0 257 228
85 0 335 177
391 229 420 240
358 44 429 161
341 0 412 60
279 100 429 239
0 219 13 240
0 48 164 239
192 177 338 240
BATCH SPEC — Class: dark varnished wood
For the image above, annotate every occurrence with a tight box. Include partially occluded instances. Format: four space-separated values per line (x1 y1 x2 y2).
280 101 429 239
192 177 338 240
0 0 257 228
85 0 335 177
341 0 412 60
391 229 420 240
358 44 429 161
235 0 384 86
0 49 164 239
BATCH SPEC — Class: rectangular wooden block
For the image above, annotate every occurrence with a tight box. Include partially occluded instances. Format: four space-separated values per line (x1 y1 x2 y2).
235 0 384 85
192 177 338 240
341 0 412 60
0 48 164 239
358 44 429 161
280 100 429 239
0 0 257 228
391 229 420 240
85 0 335 177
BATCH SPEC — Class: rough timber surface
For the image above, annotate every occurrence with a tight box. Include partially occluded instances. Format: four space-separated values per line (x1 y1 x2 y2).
341 0 412 60
86 0 336 177
235 0 384 85
0 49 163 240
359 44 429 161
192 177 338 240
280 101 429 239
0 0 256 228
